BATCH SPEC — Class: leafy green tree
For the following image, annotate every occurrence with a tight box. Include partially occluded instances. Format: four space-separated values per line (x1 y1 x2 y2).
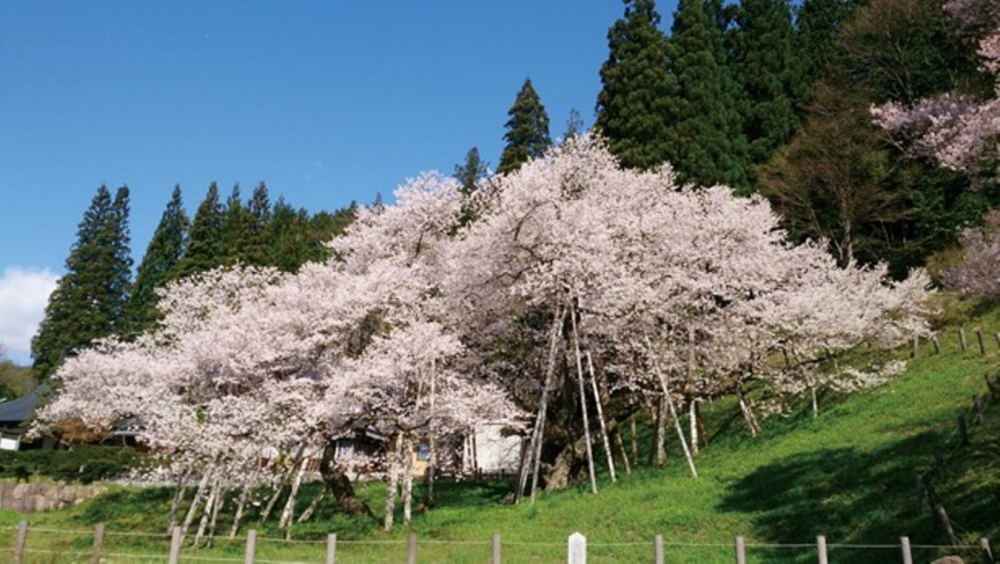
32 186 133 378
126 185 189 333
730 0 801 168
175 182 224 278
595 0 675 170
665 0 750 190
498 78 552 174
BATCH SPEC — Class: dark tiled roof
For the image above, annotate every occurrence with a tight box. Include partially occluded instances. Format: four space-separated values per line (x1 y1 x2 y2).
0 384 50 423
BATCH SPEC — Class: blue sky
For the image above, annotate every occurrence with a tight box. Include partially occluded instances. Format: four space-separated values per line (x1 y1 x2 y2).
0 1 679 363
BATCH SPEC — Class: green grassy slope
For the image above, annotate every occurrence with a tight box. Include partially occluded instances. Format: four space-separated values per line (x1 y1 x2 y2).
3 304 999 563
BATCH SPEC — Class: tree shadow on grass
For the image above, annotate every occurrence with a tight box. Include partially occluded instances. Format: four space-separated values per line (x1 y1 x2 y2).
718 432 981 563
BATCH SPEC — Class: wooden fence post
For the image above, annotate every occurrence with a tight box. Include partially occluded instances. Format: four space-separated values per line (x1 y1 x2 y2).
735 536 746 564
995 333 1000 350
14 520 27 564
326 533 336 564
407 533 417 564
959 327 967 352
817 535 828 564
168 526 182 564
932 336 941 354
245 529 256 564
901 536 913 564
986 374 999 401
977 329 986 355
568 532 586 564
974 395 984 424
90 522 105 564
981 537 994 564
912 334 919 358
492 533 501 564
654 534 664 564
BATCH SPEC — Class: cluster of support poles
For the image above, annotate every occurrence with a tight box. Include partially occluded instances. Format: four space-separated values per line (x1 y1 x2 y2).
514 301 701 506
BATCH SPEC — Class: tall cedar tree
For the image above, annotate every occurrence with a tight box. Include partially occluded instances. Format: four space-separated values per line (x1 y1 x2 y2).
793 0 858 106
760 0 990 276
220 185 254 266
175 182 225 278
498 79 552 174
126 186 189 333
32 186 132 378
730 0 801 168
454 146 490 229
595 0 675 170
245 182 272 266
665 0 750 191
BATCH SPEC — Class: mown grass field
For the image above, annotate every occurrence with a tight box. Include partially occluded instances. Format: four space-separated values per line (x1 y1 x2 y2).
2 300 999 563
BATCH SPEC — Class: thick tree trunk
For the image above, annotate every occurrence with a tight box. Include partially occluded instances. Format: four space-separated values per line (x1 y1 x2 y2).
586 351 616 483
320 442 374 518
569 304 597 495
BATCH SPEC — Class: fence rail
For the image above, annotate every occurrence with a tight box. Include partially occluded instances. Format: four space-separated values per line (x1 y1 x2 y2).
5 522 995 564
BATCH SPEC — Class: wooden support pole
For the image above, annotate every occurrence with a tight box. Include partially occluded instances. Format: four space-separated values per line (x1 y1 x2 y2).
90 522 105 564
912 334 919 358
932 336 941 354
995 333 1000 349
245 529 256 564
168 526 182 564
977 329 986 355
407 533 417 564
959 415 969 445
735 536 746 564
817 535 828 564
326 533 337 564
959 327 967 352
14 520 27 564
980 537 993 564
986 374 999 401
654 534 664 564
492 533 502 564
901 536 913 564
974 395 984 424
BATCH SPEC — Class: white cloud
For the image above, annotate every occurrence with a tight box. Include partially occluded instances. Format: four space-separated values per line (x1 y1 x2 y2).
0 267 59 364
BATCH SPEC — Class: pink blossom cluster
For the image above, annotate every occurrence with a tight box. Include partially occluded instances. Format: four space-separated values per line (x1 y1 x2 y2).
872 0 999 171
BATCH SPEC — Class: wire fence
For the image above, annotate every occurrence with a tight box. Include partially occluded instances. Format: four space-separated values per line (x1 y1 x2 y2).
1 523 994 564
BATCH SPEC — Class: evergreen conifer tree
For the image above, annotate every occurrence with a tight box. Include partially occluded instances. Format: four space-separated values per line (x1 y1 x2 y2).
454 146 490 229
126 185 189 333
498 78 552 174
32 185 133 378
731 0 801 168
245 182 272 266
220 184 254 266
269 197 309 272
175 182 225 278
665 0 750 190
595 0 675 170
794 0 858 103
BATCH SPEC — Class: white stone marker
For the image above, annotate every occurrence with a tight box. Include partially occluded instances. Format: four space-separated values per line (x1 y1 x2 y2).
568 532 586 564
